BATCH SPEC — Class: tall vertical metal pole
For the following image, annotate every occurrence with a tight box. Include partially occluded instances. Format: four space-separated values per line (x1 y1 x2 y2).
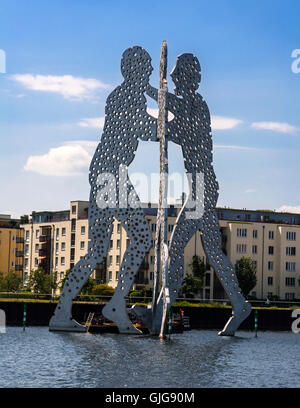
152 41 169 338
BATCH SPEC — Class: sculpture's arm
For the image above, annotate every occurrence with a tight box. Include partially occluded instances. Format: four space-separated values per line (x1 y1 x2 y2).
146 84 158 101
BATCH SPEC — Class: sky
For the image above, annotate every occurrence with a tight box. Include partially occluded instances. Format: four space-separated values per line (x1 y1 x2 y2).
0 0 300 217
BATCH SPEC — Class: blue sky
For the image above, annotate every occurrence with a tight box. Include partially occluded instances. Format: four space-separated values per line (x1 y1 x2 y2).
0 0 300 217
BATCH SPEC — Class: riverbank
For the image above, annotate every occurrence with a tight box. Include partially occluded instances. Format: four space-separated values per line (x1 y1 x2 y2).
0 301 296 331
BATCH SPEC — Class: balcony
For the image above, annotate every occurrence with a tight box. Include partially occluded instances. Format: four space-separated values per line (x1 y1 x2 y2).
139 261 149 270
38 249 49 258
16 237 24 244
16 251 24 257
15 265 23 271
134 276 149 285
39 235 50 243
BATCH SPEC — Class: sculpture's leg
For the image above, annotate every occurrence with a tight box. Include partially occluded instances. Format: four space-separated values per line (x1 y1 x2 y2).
102 207 152 334
49 213 113 332
201 210 251 336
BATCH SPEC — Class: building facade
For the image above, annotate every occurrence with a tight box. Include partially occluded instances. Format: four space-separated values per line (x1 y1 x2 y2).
218 208 300 301
20 202 300 301
21 201 213 298
0 215 24 278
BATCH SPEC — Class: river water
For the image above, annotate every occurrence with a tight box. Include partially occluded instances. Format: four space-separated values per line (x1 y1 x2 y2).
0 327 299 388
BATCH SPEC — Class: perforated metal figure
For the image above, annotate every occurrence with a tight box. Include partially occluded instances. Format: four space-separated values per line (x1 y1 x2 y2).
49 46 157 333
147 53 251 336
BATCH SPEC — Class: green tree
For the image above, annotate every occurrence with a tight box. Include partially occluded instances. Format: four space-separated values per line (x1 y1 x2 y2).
58 269 96 295
235 257 257 297
26 269 57 294
80 278 96 295
0 270 22 292
20 215 29 224
180 255 206 296
92 284 115 296
180 274 203 296
190 255 206 282
59 269 71 290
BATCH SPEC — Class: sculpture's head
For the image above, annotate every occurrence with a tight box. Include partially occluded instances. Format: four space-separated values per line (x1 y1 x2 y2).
170 53 201 97
121 46 153 86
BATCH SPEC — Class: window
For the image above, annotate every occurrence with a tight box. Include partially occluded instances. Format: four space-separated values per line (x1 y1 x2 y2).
252 260 257 268
286 277 295 287
267 277 273 286
25 230 29 241
81 226 85 235
286 262 296 271
34 258 38 267
151 224 156 232
61 242 65 251
72 205 76 214
252 245 257 254
24 258 28 269
24 272 28 281
108 256 113 266
253 229 258 239
116 255 120 265
205 273 211 287
286 247 296 256
251 291 257 298
269 231 274 240
151 239 155 248
25 244 29 257
117 223 121 233
56 228 59 240
71 219 76 232
55 257 58 268
35 229 40 239
109 240 113 249
61 257 65 266
150 256 155 265
236 244 246 254
237 228 247 237
117 239 120 249
35 243 39 253
268 246 274 255
60 272 64 279
62 227 66 236
109 271 112 281
150 272 154 281
55 243 59 254
127 239 130 248
168 224 174 232
116 271 119 280
286 231 296 241
268 261 273 271
285 292 295 300
80 241 85 250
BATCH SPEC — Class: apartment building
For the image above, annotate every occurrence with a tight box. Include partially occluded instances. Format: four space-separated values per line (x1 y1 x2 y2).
217 208 300 301
21 202 300 301
0 215 24 277
21 201 213 298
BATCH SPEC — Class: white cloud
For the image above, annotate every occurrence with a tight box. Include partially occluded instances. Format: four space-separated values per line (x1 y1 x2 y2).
24 140 98 176
11 74 110 101
276 205 300 214
245 189 257 193
211 116 243 130
251 121 298 134
78 117 105 129
213 144 256 150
